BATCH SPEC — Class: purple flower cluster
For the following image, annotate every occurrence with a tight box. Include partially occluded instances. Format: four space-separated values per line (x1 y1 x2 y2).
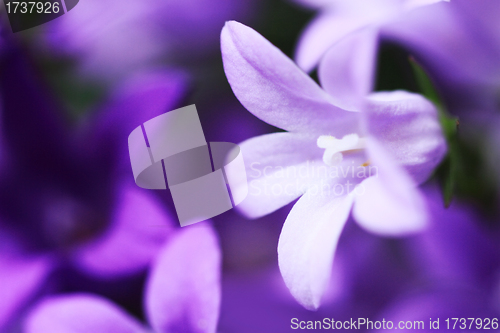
0 0 499 332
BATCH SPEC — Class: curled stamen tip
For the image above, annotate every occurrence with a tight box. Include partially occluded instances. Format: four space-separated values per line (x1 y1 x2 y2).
317 135 337 148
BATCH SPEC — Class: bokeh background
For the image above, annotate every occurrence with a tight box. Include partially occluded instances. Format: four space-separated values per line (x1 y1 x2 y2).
0 0 499 332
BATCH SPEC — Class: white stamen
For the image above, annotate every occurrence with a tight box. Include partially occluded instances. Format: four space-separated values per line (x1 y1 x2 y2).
317 134 366 166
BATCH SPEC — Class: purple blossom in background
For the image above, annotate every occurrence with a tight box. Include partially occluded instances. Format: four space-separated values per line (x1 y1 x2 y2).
40 0 259 82
291 0 450 72
219 185 500 332
24 223 221 333
221 21 446 310
0 41 187 329
379 0 500 116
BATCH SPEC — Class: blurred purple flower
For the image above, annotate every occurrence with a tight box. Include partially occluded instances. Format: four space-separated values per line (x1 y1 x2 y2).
0 44 186 328
221 21 446 310
24 223 222 333
41 0 259 82
219 185 500 332
291 0 450 72
406 185 500 288
380 0 500 115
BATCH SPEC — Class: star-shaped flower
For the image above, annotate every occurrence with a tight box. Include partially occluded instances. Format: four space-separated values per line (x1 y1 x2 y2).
221 21 446 309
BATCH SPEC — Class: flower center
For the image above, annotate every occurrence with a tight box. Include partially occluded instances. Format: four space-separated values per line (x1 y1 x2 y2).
317 134 366 166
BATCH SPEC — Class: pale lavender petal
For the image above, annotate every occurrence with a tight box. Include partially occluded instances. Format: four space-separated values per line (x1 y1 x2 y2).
278 191 354 310
25 294 147 333
295 11 371 73
0 254 53 328
237 132 323 218
73 185 175 278
318 28 379 111
353 138 427 235
145 222 221 333
221 21 360 136
364 91 447 184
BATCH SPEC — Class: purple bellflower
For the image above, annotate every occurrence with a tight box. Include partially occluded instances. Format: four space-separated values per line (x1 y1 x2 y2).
0 43 186 329
24 223 222 333
221 21 447 310
291 0 450 73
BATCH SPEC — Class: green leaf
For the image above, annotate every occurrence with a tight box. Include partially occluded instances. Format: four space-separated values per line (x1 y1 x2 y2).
409 57 459 207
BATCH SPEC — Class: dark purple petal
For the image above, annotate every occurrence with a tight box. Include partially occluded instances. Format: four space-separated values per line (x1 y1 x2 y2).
145 222 221 333
25 294 147 333
221 21 360 137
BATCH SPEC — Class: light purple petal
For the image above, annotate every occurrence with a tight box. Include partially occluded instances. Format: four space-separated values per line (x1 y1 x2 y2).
25 294 147 333
353 138 427 235
0 254 52 328
73 185 175 278
295 11 371 73
318 27 379 111
364 90 447 184
145 222 221 333
237 132 324 218
278 191 354 310
221 21 360 136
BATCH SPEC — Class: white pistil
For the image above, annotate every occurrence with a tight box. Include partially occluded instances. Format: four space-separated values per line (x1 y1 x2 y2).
317 133 366 166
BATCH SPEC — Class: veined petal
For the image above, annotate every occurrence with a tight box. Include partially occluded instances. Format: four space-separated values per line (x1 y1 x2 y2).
145 223 221 333
353 138 427 235
364 91 447 184
25 294 147 333
221 21 359 136
278 191 354 310
238 132 324 218
319 28 379 111
73 184 174 278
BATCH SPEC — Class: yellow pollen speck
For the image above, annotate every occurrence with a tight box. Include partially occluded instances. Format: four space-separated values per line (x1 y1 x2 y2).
361 161 370 167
